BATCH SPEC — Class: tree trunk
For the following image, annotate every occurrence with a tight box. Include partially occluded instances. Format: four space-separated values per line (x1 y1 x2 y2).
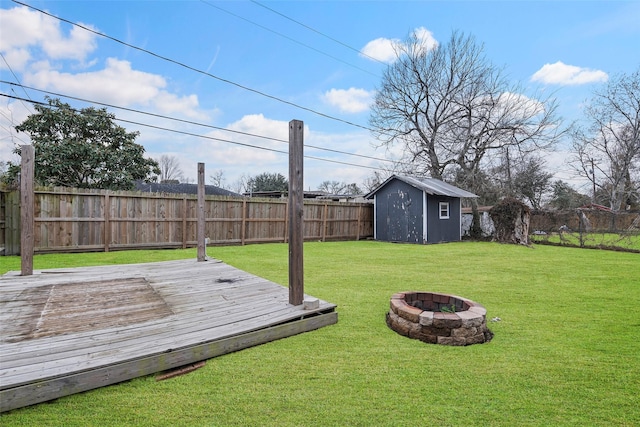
489 198 531 245
470 198 483 238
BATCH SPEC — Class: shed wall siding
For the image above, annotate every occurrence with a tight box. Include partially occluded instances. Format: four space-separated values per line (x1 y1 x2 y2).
426 195 461 242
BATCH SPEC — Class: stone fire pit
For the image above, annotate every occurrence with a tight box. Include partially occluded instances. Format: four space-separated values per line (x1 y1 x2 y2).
386 291 492 346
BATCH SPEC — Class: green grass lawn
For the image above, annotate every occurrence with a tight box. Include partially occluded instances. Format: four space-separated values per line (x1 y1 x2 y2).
1 242 639 426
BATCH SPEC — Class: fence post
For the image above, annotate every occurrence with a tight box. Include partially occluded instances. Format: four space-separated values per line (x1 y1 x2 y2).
322 202 328 242
182 196 187 249
283 200 289 243
104 191 110 252
288 120 304 306
20 145 34 275
241 199 247 245
357 204 362 241
197 163 206 262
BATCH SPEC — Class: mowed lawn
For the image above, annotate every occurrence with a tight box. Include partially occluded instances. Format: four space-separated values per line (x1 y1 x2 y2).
1 241 639 426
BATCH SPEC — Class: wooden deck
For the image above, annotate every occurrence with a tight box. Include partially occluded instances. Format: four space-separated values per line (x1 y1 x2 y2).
0 259 337 412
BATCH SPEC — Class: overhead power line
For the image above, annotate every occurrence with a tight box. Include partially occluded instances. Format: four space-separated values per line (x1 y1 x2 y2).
12 0 374 133
0 92 385 171
200 0 380 77
249 0 388 66
0 52 35 115
1 80 406 166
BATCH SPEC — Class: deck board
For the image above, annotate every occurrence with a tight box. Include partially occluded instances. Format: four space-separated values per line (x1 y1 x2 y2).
0 258 337 412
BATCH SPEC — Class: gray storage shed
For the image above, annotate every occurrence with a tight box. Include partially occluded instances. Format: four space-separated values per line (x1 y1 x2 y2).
365 175 478 244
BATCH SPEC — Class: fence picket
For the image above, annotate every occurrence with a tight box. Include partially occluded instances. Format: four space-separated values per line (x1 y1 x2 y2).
1 188 373 255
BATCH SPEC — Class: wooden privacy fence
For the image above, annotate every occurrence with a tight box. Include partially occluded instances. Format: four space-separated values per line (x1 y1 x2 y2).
1 188 374 255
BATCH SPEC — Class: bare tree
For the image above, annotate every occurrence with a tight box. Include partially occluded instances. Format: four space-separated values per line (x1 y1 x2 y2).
317 180 342 194
209 169 226 188
342 183 362 194
157 154 184 183
317 180 362 194
230 173 251 194
570 67 640 210
362 171 385 193
369 31 563 236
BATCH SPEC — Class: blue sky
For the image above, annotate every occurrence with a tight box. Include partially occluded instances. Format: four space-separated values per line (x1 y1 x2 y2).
1 0 639 192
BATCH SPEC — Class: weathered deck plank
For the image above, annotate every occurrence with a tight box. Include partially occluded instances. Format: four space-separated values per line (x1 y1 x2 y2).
0 259 337 412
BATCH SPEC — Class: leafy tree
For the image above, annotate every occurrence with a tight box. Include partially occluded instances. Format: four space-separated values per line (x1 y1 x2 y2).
547 180 590 210
447 166 502 207
342 183 363 194
247 172 288 193
511 157 553 209
12 98 159 190
570 67 640 211
0 160 20 189
369 31 562 236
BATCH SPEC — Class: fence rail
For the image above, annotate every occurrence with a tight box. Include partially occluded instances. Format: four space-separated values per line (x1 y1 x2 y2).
1 188 374 255
529 209 639 233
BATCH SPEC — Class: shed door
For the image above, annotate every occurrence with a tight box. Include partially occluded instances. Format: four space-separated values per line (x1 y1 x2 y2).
386 191 421 243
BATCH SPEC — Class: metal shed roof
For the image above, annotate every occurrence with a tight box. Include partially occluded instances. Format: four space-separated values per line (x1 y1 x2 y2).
365 175 478 199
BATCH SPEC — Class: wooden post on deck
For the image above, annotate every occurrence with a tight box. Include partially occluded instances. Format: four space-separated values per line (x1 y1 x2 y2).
20 145 34 276
197 162 206 262
288 120 304 305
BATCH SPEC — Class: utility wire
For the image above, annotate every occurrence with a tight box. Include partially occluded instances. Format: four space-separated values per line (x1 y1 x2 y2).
12 0 375 133
249 0 387 66
1 80 406 166
119 116 380 170
0 93 384 171
200 0 380 78
0 53 35 114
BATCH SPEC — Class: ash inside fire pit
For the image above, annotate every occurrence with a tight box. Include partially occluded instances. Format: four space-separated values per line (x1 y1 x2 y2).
386 291 493 346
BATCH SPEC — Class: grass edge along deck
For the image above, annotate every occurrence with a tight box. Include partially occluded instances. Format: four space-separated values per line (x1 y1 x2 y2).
0 259 337 412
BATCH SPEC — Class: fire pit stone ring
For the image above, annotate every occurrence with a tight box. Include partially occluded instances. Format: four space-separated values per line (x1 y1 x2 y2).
386 291 493 346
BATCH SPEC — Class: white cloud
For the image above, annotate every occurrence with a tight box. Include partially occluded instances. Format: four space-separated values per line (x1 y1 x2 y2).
412 27 438 52
25 58 164 104
152 92 207 120
360 27 438 63
360 37 401 63
497 92 546 118
0 100 33 167
0 48 31 71
194 114 290 168
43 24 98 61
23 58 209 120
322 88 374 113
1 6 209 121
531 61 608 85
0 6 97 64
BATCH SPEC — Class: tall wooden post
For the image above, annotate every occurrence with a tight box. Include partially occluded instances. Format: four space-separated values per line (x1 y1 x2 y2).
197 162 206 262
20 145 34 276
288 120 304 305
